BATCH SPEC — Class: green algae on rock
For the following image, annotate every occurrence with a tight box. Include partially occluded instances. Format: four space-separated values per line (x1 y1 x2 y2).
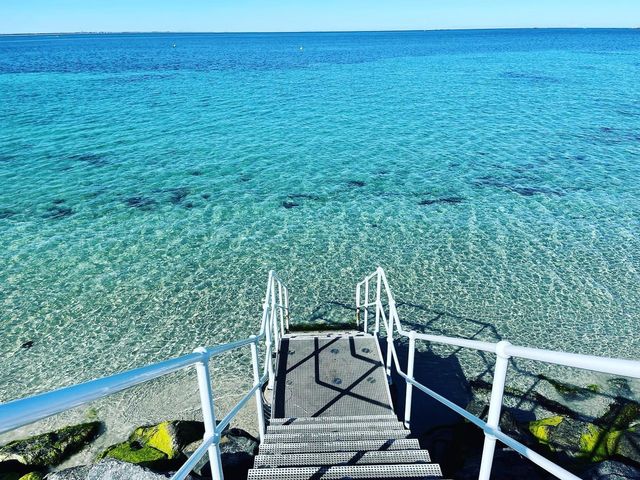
0 422 101 468
98 421 205 469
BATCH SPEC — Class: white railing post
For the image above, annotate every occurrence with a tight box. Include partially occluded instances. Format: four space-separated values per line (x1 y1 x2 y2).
478 341 512 480
364 280 369 332
375 269 382 334
249 338 265 442
270 278 279 348
355 283 361 328
385 302 394 380
194 348 224 480
404 331 416 429
264 300 275 390
278 282 284 336
284 287 290 331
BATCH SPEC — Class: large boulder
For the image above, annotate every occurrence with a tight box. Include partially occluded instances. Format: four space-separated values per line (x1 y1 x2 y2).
45 459 196 480
97 421 204 470
0 473 45 480
528 416 640 464
183 428 259 479
0 423 101 469
583 460 640 480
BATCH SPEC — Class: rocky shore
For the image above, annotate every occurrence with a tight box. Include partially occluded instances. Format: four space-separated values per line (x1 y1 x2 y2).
0 374 638 479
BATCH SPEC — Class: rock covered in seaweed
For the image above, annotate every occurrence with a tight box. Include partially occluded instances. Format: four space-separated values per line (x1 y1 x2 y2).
0 422 101 468
97 421 204 469
583 460 640 479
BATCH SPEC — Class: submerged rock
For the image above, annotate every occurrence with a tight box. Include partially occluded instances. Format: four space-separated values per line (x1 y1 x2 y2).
124 197 156 210
42 206 74 220
20 341 34 350
281 200 299 209
184 428 258 479
419 197 464 206
348 180 366 187
583 460 640 479
0 422 101 468
98 421 204 470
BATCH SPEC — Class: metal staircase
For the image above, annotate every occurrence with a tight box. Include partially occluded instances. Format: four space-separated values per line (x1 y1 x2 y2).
247 331 445 479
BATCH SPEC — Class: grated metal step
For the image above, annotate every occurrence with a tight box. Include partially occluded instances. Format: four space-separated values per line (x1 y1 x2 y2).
267 420 405 434
259 438 421 454
247 463 443 479
263 429 410 444
254 450 432 467
269 414 398 426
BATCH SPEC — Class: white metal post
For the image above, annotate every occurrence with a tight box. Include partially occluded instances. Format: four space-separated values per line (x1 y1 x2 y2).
278 282 284 336
375 270 382 334
404 331 416 429
283 287 289 331
385 303 395 379
355 283 361 329
194 348 224 480
249 338 265 442
364 280 369 332
478 341 512 480
270 278 279 348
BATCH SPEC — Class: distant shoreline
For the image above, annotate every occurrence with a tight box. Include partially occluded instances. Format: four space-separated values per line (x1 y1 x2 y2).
1 27 639 37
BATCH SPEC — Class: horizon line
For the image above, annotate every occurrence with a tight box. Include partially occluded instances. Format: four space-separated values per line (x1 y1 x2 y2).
2 26 640 36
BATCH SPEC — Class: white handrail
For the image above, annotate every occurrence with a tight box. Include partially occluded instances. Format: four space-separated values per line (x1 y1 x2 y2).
356 267 640 480
0 271 290 480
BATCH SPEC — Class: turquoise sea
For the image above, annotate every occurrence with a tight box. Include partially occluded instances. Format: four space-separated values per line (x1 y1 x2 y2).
1 29 640 446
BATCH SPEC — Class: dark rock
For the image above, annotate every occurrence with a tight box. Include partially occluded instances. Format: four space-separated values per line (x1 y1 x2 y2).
51 199 65 205
0 209 17 219
281 201 299 209
0 422 101 468
189 170 203 176
583 460 640 479
43 206 74 220
69 154 108 167
183 202 194 209
201 194 211 200
21 341 34 350
167 188 189 205
455 448 555 480
185 428 258 479
98 421 204 470
419 197 464 206
348 180 366 187
124 197 156 210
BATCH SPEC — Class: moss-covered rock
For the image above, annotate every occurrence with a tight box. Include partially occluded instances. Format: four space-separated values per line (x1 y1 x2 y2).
0 423 101 468
18 473 44 480
98 421 204 471
129 421 204 459
528 415 564 444
528 415 640 464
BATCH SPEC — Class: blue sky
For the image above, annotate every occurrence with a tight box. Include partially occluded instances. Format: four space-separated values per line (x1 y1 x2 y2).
2 0 640 34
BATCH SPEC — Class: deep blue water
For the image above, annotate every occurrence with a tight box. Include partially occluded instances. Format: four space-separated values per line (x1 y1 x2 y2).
0 30 639 417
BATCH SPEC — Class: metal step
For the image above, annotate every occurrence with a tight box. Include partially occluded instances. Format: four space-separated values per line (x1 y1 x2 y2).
270 414 398 426
259 438 421 454
267 420 405 434
254 450 432 467
247 463 443 479
263 429 410 444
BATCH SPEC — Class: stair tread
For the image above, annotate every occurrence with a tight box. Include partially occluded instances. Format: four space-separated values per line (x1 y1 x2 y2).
254 450 431 467
267 420 405 433
259 438 421 454
247 463 443 479
270 414 398 425
264 429 409 444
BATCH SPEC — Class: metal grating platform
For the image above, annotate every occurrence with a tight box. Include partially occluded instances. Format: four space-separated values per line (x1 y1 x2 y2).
247 464 444 480
267 420 405 433
258 438 421 454
254 450 432 467
273 333 394 418
264 428 410 444
269 414 398 425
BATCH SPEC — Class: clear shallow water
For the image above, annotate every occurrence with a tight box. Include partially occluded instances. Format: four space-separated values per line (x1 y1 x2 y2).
1 30 640 439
